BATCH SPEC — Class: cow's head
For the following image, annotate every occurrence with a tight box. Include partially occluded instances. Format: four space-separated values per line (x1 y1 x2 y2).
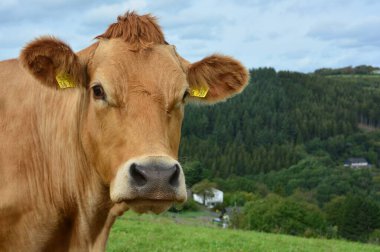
20 12 248 214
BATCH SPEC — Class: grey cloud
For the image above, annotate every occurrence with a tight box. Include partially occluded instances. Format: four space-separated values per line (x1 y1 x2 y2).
308 18 380 48
280 50 311 60
82 1 147 26
1 0 380 71
166 16 225 41
0 0 100 23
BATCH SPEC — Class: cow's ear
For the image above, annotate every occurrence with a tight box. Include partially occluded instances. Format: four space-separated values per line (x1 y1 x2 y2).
187 55 249 103
20 37 84 89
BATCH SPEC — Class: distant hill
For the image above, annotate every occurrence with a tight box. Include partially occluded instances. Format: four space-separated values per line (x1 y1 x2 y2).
180 68 380 176
314 65 380 75
177 70 380 243
179 68 380 205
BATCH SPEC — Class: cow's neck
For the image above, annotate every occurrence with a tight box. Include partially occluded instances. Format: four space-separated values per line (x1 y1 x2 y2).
27 84 113 249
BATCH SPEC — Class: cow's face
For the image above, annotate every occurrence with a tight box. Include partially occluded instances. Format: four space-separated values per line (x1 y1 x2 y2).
82 40 189 213
20 12 248 214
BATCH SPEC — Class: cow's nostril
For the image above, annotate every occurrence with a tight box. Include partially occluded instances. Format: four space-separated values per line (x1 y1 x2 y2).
169 164 180 187
130 163 147 186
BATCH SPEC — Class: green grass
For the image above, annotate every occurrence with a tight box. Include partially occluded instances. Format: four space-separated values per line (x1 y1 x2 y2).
107 212 380 252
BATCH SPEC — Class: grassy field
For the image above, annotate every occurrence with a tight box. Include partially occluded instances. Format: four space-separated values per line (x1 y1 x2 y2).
107 212 380 252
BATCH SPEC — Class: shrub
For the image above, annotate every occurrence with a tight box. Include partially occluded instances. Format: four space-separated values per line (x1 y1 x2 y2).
243 194 327 237
338 196 380 242
224 191 259 206
369 229 380 245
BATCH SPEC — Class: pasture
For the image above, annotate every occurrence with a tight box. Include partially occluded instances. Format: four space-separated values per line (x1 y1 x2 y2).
107 212 380 252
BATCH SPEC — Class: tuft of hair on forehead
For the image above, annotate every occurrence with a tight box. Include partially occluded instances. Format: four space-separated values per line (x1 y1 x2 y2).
96 11 166 51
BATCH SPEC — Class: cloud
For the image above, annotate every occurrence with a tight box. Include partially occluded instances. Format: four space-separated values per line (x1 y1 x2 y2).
82 1 147 26
0 0 97 23
308 18 380 49
0 0 380 71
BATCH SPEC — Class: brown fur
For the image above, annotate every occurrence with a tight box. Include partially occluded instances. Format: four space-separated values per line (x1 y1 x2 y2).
96 11 165 51
0 11 248 251
188 54 249 103
20 37 85 88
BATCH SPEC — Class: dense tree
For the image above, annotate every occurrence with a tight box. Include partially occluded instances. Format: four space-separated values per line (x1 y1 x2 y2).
242 194 327 237
339 196 380 242
314 65 380 75
324 196 347 227
182 161 203 187
191 180 217 205
224 191 258 207
180 69 380 179
179 68 380 241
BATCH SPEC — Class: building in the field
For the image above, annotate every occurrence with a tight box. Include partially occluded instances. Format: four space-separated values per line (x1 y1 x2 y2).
344 158 370 169
193 188 223 208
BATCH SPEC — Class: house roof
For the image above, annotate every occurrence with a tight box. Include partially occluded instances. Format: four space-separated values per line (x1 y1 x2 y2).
211 188 223 193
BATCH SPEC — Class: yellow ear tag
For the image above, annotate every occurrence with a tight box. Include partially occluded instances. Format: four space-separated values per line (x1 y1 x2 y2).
190 86 209 98
56 72 76 89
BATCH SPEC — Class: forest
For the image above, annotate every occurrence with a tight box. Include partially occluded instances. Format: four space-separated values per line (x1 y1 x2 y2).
179 67 380 243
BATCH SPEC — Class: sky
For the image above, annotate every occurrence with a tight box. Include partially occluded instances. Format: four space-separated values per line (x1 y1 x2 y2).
1 0 379 72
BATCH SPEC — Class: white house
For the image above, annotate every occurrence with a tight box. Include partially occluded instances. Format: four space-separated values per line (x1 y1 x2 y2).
193 188 223 208
344 158 370 169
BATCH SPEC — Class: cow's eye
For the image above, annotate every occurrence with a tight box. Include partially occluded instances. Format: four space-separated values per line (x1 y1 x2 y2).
182 90 190 101
92 85 106 100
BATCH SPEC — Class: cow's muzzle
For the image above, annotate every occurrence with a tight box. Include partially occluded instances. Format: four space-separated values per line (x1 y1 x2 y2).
110 156 187 214
129 161 180 193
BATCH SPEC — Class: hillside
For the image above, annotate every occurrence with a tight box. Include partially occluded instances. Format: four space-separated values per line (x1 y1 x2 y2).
180 68 380 178
178 69 380 242
180 69 380 200
107 212 380 252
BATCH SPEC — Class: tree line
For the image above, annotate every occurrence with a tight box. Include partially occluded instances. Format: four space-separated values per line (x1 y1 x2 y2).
179 67 380 243
180 68 380 177
314 65 380 75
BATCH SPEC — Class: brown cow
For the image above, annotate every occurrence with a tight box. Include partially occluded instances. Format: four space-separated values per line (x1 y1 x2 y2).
0 12 248 251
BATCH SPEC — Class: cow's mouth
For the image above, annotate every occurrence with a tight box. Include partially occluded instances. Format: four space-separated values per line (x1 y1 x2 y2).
122 199 174 214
